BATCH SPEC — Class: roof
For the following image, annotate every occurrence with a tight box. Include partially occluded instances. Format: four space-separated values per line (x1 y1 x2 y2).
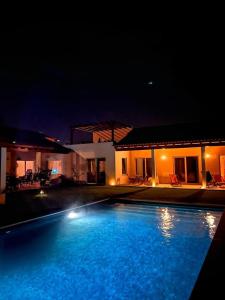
0 127 72 154
116 122 225 150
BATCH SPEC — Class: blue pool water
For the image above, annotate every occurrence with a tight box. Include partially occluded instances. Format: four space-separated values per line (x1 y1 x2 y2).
0 202 222 300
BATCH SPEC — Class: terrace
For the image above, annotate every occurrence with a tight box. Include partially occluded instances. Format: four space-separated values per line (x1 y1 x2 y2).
115 122 225 190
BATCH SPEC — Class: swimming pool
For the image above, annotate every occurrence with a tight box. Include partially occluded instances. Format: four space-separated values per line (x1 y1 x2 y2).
0 201 222 300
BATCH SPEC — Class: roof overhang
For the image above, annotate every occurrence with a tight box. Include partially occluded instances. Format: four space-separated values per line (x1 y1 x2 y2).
115 139 225 151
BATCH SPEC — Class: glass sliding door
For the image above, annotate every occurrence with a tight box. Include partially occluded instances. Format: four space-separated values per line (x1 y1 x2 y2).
136 158 145 177
174 156 199 183
174 158 185 182
186 157 199 183
146 158 152 177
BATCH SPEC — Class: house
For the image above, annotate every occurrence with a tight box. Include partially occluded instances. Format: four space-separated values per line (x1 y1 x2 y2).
2 121 225 199
67 121 225 188
0 126 72 202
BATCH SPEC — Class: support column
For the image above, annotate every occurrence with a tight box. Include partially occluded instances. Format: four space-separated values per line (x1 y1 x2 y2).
35 152 42 172
0 147 7 193
151 148 157 187
201 145 207 189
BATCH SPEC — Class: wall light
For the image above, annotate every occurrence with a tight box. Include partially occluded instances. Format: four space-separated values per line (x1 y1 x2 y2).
161 155 167 160
205 153 211 158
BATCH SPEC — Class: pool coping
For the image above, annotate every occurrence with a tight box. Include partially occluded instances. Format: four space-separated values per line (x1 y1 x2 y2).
114 197 225 210
190 208 225 299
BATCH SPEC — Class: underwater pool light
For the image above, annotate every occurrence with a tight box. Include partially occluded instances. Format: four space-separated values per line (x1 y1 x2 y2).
67 211 78 219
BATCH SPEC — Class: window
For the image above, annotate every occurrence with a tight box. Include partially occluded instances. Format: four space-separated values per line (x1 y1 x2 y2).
122 158 127 175
16 161 35 177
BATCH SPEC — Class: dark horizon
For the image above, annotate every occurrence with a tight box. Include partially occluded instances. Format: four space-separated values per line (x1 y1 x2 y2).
0 19 223 142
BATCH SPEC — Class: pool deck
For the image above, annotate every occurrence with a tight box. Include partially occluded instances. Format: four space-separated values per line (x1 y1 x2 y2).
1 185 225 298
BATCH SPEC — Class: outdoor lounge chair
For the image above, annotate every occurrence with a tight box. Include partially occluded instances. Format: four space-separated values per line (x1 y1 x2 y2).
212 174 225 187
169 174 182 186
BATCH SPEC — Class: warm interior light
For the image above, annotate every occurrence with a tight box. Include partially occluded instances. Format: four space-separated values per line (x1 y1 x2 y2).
67 211 78 219
161 155 167 160
205 153 211 158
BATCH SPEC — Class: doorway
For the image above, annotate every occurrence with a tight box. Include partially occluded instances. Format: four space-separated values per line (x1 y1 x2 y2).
174 156 199 183
87 159 96 183
97 158 106 185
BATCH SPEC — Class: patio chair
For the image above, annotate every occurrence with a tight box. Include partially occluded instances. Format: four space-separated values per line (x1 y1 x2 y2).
212 174 225 187
169 174 182 186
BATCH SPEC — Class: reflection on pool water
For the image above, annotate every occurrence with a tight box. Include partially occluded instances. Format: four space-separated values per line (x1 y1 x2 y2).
0 202 222 300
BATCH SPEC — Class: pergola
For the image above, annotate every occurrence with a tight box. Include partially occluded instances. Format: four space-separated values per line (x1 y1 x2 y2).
70 121 132 144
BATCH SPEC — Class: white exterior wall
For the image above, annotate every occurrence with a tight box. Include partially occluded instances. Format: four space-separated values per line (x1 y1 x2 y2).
66 142 115 185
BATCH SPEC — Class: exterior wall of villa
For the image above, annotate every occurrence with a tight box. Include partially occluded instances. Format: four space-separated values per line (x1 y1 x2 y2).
41 153 73 178
116 149 153 184
155 147 202 184
7 149 36 176
205 146 225 176
5 149 72 178
115 146 225 185
66 142 115 185
129 150 151 177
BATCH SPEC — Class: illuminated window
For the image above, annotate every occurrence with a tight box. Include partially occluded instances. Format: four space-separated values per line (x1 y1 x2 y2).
122 158 127 175
16 161 35 177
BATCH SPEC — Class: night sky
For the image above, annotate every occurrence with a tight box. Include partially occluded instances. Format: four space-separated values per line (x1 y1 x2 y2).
0 18 223 142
